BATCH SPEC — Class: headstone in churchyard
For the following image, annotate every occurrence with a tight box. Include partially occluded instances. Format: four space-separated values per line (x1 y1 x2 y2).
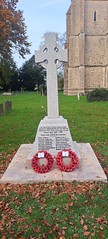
0 103 4 116
5 100 12 113
2 92 12 96
27 32 80 168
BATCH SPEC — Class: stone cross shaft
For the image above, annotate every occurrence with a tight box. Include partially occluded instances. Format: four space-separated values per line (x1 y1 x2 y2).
35 33 67 118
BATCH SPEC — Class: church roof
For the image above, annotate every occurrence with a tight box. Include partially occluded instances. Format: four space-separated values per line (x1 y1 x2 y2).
66 5 71 15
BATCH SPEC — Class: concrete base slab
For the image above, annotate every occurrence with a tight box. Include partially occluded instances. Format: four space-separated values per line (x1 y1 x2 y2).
0 143 107 184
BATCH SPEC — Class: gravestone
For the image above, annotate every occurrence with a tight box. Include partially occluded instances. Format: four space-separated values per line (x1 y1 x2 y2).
27 33 80 168
5 100 12 113
0 103 4 116
2 92 12 96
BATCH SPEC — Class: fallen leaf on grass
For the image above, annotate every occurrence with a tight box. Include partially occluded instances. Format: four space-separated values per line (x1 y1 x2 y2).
73 234 79 238
52 223 59 232
90 195 94 200
0 219 5 227
35 227 41 233
99 233 104 239
68 221 73 226
61 229 66 235
100 226 104 230
83 231 90 236
68 202 74 207
43 219 51 227
59 236 66 239
42 233 47 239
49 230 53 235
80 218 84 225
83 224 88 230
62 227 67 230
96 218 102 224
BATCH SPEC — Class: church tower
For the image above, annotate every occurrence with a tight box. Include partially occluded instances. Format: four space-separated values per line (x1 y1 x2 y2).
64 0 108 95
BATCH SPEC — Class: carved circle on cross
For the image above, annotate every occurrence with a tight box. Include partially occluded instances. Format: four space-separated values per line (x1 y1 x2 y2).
35 32 67 69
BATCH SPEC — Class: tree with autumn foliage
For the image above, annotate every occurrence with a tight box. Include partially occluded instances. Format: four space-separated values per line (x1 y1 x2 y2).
0 0 31 88
0 0 30 61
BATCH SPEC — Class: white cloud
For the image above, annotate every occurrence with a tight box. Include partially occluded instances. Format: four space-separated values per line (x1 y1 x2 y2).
39 0 65 7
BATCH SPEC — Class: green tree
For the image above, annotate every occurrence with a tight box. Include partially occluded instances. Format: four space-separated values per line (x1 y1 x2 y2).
58 72 64 91
0 57 17 90
10 68 19 91
19 55 46 91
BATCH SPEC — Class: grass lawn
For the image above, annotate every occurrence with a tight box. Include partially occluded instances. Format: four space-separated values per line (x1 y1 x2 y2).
0 92 108 238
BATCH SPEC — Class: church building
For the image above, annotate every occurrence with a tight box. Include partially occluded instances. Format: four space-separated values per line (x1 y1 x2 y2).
64 0 108 95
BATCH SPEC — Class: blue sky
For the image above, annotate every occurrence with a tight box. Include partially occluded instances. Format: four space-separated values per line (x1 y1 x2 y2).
14 0 71 68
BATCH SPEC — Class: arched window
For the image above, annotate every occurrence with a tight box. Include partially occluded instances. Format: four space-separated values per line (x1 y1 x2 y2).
94 11 96 21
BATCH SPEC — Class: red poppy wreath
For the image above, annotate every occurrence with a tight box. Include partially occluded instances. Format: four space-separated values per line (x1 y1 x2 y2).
56 149 79 172
32 150 54 174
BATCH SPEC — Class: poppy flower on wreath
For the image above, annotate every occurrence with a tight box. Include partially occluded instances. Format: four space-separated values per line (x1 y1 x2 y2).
56 149 79 172
32 150 54 174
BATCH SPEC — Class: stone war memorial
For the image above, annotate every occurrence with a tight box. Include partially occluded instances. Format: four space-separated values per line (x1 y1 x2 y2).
27 32 79 165
0 33 107 183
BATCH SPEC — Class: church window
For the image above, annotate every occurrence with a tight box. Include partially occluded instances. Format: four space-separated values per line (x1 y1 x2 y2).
94 11 97 21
